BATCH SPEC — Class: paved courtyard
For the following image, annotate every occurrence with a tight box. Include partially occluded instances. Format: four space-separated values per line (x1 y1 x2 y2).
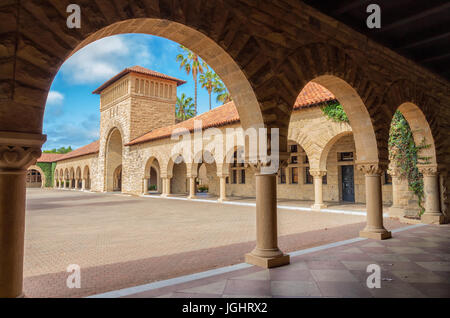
24 188 407 297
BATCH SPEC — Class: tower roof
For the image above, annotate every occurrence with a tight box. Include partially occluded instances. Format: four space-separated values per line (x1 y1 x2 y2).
92 66 186 94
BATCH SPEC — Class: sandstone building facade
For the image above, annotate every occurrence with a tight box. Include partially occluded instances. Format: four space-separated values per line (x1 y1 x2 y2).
34 66 426 215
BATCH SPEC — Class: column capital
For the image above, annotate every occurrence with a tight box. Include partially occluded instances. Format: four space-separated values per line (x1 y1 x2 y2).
356 161 388 176
387 165 402 178
417 164 438 176
0 132 46 171
248 151 289 175
309 170 327 178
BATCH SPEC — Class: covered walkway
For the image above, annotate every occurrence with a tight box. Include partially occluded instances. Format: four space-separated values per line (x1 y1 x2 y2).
91 224 450 298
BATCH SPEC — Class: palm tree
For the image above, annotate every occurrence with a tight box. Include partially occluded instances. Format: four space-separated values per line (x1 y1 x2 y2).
176 93 195 121
176 45 204 116
214 81 232 104
199 70 220 110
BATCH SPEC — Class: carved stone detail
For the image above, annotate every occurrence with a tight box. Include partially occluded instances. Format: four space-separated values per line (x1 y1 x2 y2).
417 164 438 177
356 162 388 176
309 170 327 178
0 132 46 171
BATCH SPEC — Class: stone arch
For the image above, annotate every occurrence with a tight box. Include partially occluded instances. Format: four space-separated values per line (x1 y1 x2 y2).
105 127 123 192
144 156 162 193
167 153 188 194
287 129 319 170
318 131 354 171
75 167 82 188
383 79 441 165
281 43 387 162
83 165 91 190
9 15 265 137
26 165 45 188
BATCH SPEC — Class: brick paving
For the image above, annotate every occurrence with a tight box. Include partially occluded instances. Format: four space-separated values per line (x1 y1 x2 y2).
24 188 407 298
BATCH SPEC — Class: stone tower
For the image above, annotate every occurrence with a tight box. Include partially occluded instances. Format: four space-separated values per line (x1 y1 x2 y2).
93 66 186 144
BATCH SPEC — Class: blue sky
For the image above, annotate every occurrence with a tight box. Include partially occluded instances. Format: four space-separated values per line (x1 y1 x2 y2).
43 34 225 151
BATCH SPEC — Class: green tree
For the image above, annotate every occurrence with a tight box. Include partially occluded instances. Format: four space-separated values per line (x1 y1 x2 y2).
214 80 232 104
176 45 204 116
176 93 195 121
199 70 220 110
43 146 73 154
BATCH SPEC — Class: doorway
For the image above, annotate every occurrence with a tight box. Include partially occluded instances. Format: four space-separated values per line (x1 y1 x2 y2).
341 165 355 202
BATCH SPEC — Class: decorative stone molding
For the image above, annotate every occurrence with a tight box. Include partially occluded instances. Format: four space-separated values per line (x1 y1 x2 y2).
309 170 327 178
248 151 290 175
417 164 438 177
0 132 46 171
356 161 388 176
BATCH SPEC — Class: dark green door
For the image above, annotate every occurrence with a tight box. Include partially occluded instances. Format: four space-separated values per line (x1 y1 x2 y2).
341 165 355 202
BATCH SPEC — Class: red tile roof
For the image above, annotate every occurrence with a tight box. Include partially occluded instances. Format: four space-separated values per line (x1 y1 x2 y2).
56 140 100 162
92 66 186 94
293 82 335 109
126 82 336 146
37 153 65 163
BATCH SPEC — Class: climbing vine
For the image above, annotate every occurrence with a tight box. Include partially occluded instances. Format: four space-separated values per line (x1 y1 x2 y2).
321 102 430 217
36 162 53 187
388 111 431 216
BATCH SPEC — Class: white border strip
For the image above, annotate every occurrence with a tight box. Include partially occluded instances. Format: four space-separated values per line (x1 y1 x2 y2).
141 194 373 216
87 223 424 298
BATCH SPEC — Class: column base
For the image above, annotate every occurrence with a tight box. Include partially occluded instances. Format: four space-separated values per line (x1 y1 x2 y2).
217 197 227 203
245 252 290 269
388 207 406 218
360 229 392 240
187 195 198 200
421 213 445 225
311 203 327 210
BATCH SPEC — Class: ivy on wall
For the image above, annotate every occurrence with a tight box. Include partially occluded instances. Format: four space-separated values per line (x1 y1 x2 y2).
388 111 430 216
321 102 429 217
36 162 53 188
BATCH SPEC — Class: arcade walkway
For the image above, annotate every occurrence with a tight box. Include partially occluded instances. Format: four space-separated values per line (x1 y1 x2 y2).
93 224 450 298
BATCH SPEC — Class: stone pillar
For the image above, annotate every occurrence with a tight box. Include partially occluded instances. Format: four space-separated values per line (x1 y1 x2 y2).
54 178 57 188
161 177 171 197
245 171 290 268
0 131 46 297
358 163 391 240
81 178 86 191
143 178 148 194
418 165 444 224
387 167 406 218
218 176 227 202
188 177 196 199
310 170 327 210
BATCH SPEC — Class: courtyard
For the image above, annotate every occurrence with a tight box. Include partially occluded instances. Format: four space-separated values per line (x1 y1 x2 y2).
24 188 407 298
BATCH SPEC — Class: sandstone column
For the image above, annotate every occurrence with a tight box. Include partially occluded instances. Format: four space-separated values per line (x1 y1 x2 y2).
0 131 46 297
218 176 227 202
418 165 444 224
54 178 57 188
245 170 290 268
310 170 327 210
358 163 391 240
81 178 86 190
143 178 148 194
188 177 196 199
161 177 171 197
387 166 405 218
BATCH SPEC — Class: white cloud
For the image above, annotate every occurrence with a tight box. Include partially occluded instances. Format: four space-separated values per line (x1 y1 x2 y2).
60 35 154 84
46 91 64 105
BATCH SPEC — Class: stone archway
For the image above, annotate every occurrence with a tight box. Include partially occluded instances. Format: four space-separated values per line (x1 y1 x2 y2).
26 165 45 188
113 165 122 192
105 128 123 192
83 165 91 190
144 156 161 193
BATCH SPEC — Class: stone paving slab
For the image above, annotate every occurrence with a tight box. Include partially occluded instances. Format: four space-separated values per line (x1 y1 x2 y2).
120 224 450 298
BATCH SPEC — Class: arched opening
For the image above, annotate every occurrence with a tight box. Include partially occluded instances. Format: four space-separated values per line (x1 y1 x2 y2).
83 166 91 190
388 102 440 221
168 155 188 195
26 168 43 188
76 167 82 189
64 169 69 188
69 168 75 189
144 157 161 194
193 150 218 198
105 128 123 192
113 165 123 192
